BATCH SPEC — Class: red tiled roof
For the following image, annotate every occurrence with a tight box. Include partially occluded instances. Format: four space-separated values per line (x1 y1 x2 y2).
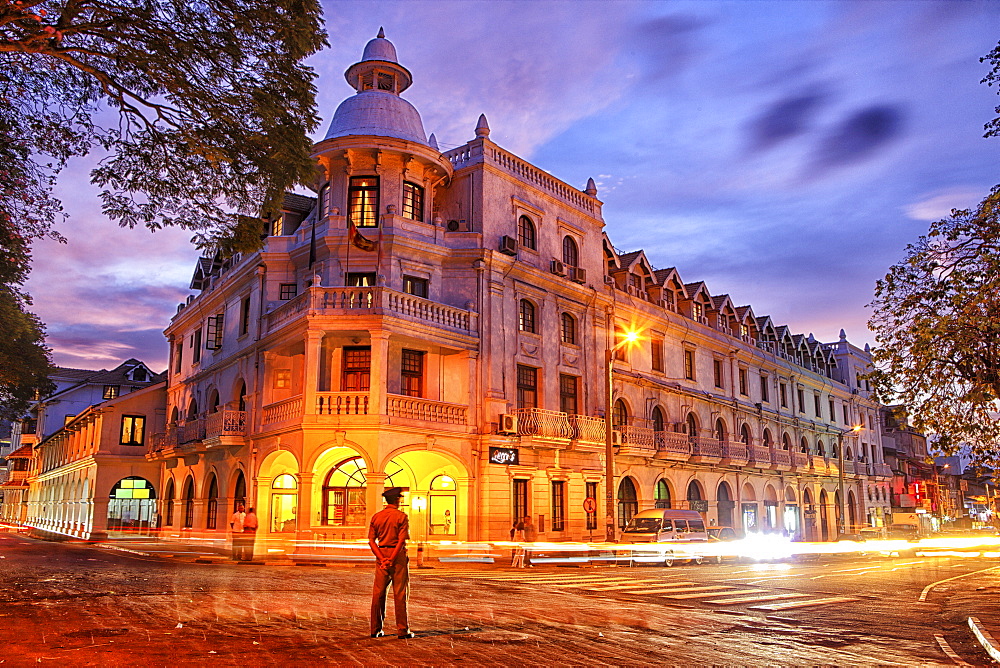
7 444 33 458
0 480 28 488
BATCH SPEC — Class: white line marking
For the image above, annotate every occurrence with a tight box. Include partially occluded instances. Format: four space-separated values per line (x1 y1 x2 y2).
748 596 858 611
934 633 972 666
666 589 761 600
704 593 809 605
918 565 1000 602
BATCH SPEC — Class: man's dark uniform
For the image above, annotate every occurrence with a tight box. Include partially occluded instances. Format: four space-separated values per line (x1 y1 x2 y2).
368 488 411 638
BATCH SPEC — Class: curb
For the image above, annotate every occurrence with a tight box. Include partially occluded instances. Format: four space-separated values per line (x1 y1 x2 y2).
968 617 1000 664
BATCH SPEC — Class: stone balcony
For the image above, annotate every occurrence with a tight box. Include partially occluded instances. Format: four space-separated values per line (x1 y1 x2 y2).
264 286 478 340
720 441 749 466
690 436 722 464
771 448 792 471
148 409 247 457
749 445 772 469
261 393 470 432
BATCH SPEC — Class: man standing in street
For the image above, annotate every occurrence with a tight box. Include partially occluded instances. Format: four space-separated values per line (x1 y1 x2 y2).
242 507 259 562
230 503 246 560
368 487 414 639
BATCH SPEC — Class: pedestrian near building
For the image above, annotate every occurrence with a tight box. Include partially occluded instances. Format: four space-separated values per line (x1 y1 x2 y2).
368 487 414 639
522 515 537 542
229 504 246 560
243 507 259 562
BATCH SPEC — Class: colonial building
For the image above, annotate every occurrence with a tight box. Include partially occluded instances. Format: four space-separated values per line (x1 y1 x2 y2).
145 31 891 554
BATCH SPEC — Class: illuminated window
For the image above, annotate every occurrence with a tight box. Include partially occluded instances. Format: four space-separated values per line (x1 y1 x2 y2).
342 347 371 392
103 385 120 400
692 302 704 321
346 272 376 287
655 479 671 509
271 473 298 533
322 459 367 526
430 475 455 491
107 477 157 532
110 476 154 500
518 299 536 333
402 182 423 221
120 415 145 446
400 349 424 398
273 369 291 389
348 176 379 228
403 275 428 298
517 215 536 250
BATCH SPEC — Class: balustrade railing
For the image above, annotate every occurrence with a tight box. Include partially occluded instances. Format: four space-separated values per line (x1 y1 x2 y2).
691 436 722 458
750 445 772 467
657 431 692 456
387 394 467 425
721 441 749 461
790 451 809 469
205 409 247 438
177 417 205 444
262 396 304 425
619 424 657 454
265 287 476 336
571 415 606 444
316 392 369 415
772 449 791 466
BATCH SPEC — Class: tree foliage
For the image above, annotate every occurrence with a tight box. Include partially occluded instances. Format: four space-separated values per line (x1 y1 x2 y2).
868 186 1000 466
1 0 327 254
982 40 1000 139
0 0 325 416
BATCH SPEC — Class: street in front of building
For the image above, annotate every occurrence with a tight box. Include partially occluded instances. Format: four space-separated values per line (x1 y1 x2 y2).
2 532 998 665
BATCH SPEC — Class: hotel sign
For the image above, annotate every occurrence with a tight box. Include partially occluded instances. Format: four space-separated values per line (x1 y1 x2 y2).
488 447 519 466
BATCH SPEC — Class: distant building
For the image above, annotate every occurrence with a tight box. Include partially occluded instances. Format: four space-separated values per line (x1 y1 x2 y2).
140 32 891 556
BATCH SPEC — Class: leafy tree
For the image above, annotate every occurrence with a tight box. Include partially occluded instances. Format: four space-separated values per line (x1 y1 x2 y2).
868 186 1000 465
0 0 325 415
982 40 1000 138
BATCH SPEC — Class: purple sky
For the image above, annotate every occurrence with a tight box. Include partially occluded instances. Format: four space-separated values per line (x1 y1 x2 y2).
26 1 1000 372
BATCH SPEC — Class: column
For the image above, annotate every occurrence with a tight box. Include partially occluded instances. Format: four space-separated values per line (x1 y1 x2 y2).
366 471 387 527
369 331 391 416
296 472 315 537
303 330 323 416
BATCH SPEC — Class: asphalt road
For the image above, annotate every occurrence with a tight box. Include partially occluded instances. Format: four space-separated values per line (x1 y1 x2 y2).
1 532 998 666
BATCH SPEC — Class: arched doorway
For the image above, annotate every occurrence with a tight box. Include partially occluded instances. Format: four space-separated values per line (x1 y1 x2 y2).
108 477 157 535
741 483 758 533
321 457 369 526
164 478 175 526
783 486 799 536
182 477 195 528
763 485 779 531
847 490 858 533
802 488 815 541
429 474 457 536
205 474 219 530
270 474 298 533
617 478 638 529
233 471 246 511
655 479 671 509
717 482 734 528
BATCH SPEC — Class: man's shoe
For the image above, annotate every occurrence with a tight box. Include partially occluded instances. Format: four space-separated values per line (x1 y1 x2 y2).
370 631 384 638
397 632 415 639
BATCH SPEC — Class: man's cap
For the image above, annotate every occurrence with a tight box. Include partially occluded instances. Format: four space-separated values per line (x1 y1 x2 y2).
383 487 403 500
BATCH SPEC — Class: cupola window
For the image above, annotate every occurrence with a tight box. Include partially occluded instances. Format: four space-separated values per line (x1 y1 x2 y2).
348 176 380 228
402 182 423 221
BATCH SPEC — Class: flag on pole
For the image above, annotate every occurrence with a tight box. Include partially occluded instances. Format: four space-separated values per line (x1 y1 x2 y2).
348 221 378 252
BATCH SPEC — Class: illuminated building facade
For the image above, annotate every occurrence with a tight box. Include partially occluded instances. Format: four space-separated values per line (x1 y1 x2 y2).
146 32 891 552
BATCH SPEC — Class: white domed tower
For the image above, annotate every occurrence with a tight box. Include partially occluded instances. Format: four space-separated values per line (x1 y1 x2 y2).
311 29 453 289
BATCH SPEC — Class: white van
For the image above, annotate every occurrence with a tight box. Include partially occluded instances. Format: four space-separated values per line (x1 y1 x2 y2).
619 509 709 565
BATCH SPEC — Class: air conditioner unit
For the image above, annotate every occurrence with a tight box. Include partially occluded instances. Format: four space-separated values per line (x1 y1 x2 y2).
661 300 676 312
569 267 587 283
446 219 470 232
603 275 615 286
550 259 566 276
627 286 639 297
499 235 518 256
611 430 624 447
698 316 709 325
499 413 519 435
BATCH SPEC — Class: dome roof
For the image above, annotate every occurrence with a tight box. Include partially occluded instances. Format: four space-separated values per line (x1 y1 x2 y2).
324 90 427 144
362 35 398 63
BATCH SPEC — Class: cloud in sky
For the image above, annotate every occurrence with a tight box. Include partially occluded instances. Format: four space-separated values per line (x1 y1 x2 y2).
23 0 1000 371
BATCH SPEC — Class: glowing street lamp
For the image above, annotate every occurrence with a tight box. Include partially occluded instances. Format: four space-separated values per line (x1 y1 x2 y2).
836 425 862 537
605 327 641 543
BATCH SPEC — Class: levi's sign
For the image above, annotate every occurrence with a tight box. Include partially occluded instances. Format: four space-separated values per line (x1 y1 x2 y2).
489 447 519 466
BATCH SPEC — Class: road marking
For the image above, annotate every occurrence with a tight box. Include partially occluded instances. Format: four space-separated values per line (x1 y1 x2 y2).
641 585 734 595
665 588 763 599
584 581 697 591
748 596 858 611
934 634 972 666
546 578 643 587
704 593 808 605
918 565 1000 602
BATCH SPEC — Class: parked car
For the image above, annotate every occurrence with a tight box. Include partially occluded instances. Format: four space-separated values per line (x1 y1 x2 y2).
704 526 739 563
619 509 708 566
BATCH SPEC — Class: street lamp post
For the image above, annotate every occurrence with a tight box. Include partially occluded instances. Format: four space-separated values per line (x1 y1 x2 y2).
605 328 639 543
836 425 862 538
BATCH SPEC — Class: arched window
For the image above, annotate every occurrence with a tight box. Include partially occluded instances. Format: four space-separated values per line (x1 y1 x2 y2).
714 418 726 442
687 480 703 501
233 471 246 511
187 398 198 420
518 215 536 250
207 389 220 413
781 433 791 451
686 413 698 438
319 183 330 218
651 406 666 432
655 479 671 509
740 424 751 445
612 399 629 428
183 477 195 528
816 439 825 458
107 477 157 533
518 299 536 333
562 236 579 267
322 458 368 526
236 380 247 412
271 474 298 533
617 478 638 528
164 479 175 526
800 437 810 454
206 475 219 530
560 312 576 344
762 429 772 448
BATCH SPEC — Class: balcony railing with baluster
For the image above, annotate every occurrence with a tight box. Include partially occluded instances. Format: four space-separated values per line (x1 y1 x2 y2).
570 415 606 444
204 409 247 438
772 448 791 468
691 436 723 459
656 431 692 459
790 451 809 469
721 441 749 464
510 408 574 440
387 395 467 425
619 424 657 456
316 392 369 415
749 445 772 468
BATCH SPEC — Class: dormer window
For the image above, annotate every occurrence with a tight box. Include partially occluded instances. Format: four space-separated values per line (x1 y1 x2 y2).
692 302 704 321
